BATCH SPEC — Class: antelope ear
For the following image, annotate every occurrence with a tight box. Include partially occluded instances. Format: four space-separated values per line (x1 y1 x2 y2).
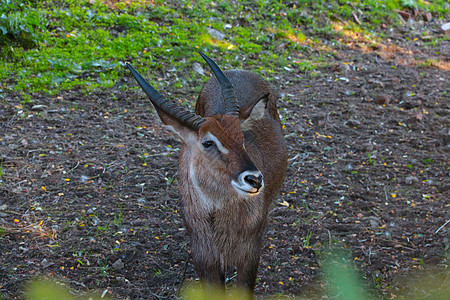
154 107 197 142
241 93 270 130
248 93 269 121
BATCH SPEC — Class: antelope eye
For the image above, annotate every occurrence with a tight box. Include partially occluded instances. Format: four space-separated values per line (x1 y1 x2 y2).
202 140 215 149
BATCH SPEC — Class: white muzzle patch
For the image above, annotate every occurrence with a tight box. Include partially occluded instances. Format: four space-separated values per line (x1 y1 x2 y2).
232 170 264 197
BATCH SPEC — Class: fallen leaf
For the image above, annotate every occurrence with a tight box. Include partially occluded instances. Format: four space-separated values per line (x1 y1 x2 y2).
415 111 423 121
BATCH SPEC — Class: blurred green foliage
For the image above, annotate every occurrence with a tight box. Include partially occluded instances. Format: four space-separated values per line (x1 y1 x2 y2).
25 250 448 299
26 279 106 300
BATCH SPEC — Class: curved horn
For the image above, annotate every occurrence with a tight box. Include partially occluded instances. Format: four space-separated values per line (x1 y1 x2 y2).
126 63 206 131
199 52 239 117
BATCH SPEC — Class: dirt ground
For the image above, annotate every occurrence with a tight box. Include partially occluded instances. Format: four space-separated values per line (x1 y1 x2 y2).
1 21 449 299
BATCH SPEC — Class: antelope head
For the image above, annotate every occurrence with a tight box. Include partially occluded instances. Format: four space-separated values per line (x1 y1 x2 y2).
126 53 264 202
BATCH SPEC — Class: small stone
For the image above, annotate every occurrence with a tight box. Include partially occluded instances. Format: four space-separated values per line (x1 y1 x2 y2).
422 12 432 22
440 183 450 192
116 276 130 284
374 94 390 105
392 77 401 84
31 105 47 111
368 216 381 229
41 258 54 269
442 22 450 35
112 258 124 270
80 175 90 183
371 80 384 88
405 176 419 185
192 62 205 76
339 63 350 73
334 53 343 60
397 10 411 21
369 219 378 229
207 28 225 40
344 119 361 127
361 143 374 152
443 130 450 147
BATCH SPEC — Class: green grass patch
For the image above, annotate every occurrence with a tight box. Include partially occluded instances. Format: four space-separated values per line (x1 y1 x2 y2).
1 0 448 98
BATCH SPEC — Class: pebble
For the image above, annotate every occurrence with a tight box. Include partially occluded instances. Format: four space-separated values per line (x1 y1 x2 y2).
374 94 390 105
442 22 450 35
369 219 379 229
207 28 225 40
405 176 419 185
345 119 361 127
367 216 381 229
371 80 384 88
80 175 90 183
41 258 54 269
361 142 374 152
192 62 205 76
443 130 450 147
112 258 124 270
31 105 47 111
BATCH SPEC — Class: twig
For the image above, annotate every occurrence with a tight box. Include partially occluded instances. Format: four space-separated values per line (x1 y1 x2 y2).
69 161 80 173
368 247 374 265
435 219 450 233
176 251 191 298
375 54 380 64
327 229 332 250
269 206 287 215
2 210 23 215
0 226 22 233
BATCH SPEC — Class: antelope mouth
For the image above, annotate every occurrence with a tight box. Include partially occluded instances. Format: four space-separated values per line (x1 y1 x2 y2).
232 180 263 197
235 186 260 194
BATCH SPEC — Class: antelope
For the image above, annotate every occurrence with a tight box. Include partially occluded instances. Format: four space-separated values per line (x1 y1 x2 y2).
126 52 287 296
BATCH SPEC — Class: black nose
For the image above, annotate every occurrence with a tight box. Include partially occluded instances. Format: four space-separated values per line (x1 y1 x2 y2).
244 174 263 190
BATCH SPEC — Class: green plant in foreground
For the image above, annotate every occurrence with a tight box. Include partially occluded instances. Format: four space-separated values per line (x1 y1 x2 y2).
0 158 4 180
153 268 162 277
24 252 449 299
368 152 375 166
26 279 107 300
27 279 74 300
323 251 372 299
112 208 124 227
303 228 312 248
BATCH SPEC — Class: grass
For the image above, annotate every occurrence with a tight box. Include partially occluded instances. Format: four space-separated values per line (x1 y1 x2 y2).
1 0 448 100
0 158 4 182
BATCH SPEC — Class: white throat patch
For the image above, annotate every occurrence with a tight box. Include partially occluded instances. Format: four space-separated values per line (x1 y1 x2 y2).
189 161 215 210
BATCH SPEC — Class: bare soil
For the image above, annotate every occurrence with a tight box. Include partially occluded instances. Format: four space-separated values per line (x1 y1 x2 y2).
1 22 449 299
